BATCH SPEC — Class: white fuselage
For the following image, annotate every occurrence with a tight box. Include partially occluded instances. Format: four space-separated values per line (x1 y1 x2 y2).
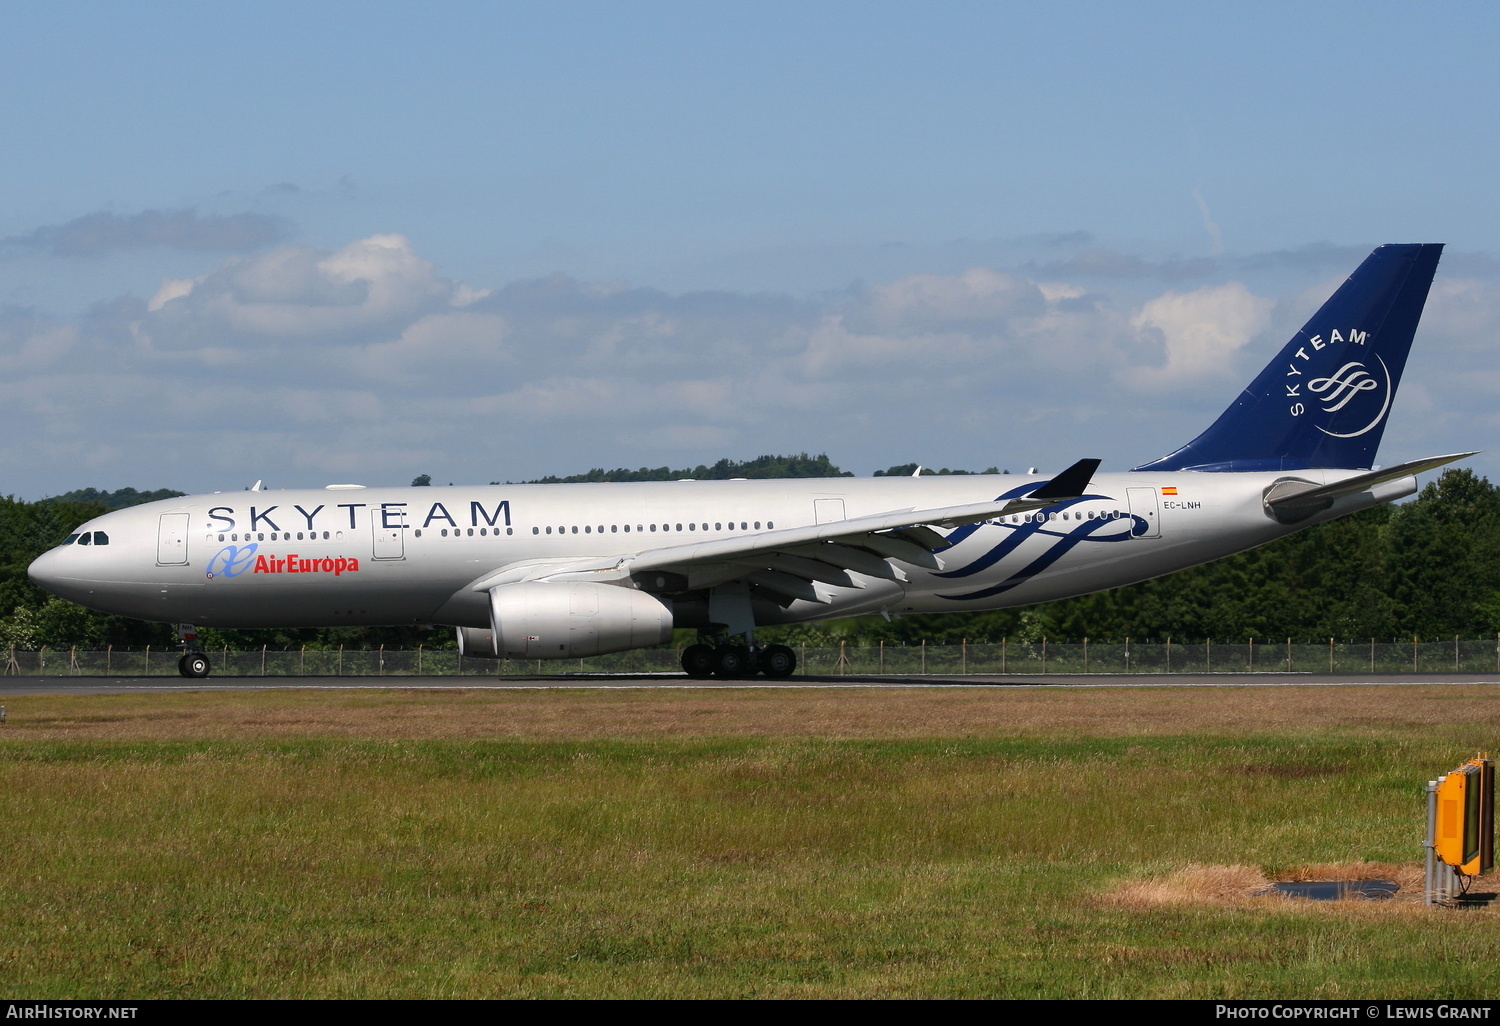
28 468 1414 631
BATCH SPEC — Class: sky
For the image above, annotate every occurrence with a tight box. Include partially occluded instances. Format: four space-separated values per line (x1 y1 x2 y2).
3 0 1500 498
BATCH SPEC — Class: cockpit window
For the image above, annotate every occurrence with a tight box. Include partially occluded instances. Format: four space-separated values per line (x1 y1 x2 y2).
77 533 91 546
93 531 109 546
63 533 79 545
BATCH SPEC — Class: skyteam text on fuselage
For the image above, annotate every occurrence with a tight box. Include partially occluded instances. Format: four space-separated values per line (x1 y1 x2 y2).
29 244 1473 679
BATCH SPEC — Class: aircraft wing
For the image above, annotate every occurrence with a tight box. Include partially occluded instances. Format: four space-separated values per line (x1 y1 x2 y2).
466 459 1102 602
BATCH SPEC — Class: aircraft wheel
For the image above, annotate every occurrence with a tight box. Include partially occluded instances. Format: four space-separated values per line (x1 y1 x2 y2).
178 653 211 679
712 645 751 678
681 643 715 679
761 644 797 679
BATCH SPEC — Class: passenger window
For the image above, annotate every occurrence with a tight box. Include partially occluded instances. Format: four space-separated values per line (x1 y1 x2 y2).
611 525 618 533
546 527 552 535
650 524 657 532
715 523 722 531
689 523 696 531
533 527 540 535
467 528 474 536
585 526 591 533
624 525 631 532
754 522 761 529
767 521 774 529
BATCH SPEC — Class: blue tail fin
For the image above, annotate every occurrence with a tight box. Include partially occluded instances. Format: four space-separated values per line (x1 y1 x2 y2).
1133 243 1443 472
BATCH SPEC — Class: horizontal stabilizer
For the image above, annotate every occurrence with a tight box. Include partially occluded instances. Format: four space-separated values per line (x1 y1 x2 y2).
1265 451 1476 521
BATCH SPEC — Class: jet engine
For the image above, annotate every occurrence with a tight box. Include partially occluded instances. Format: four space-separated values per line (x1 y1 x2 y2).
456 581 674 659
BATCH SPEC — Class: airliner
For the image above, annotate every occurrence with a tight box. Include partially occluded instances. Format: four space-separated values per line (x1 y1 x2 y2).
28 244 1471 679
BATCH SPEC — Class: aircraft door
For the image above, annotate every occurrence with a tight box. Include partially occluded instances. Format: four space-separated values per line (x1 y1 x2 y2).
1126 487 1161 539
372 508 406 559
157 513 190 565
814 498 846 524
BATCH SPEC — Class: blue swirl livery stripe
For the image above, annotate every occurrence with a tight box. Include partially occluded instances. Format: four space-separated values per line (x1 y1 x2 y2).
939 481 1054 551
935 514 1145 602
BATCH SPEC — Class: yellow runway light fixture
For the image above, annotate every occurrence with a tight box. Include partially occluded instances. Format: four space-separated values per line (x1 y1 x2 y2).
1426 755 1495 905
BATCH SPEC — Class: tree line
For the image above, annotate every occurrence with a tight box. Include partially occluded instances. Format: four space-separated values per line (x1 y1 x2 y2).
4 462 1499 650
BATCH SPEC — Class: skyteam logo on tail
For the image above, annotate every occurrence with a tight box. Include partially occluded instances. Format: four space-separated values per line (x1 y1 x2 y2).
1285 328 1392 439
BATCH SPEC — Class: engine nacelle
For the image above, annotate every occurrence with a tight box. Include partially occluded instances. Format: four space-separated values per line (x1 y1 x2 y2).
475 581 673 659
455 625 502 659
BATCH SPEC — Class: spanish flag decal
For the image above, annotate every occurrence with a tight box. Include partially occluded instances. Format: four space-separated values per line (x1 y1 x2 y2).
1161 486 1178 495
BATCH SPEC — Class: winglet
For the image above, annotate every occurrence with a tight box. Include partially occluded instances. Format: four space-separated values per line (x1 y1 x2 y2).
1027 458 1101 500
994 459 1102 517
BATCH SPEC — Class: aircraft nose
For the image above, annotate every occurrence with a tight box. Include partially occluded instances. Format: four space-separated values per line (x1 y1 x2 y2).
27 547 64 593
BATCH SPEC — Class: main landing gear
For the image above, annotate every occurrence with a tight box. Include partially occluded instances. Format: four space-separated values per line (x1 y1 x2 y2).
681 639 797 679
174 624 211 679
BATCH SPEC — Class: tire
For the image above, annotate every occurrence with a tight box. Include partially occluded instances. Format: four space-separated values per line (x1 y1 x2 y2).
681 643 715 679
179 653 211 679
761 644 797 679
712 645 751 678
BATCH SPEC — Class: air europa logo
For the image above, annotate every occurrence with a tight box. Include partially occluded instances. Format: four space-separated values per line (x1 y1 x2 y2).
253 553 361 576
206 543 361 579
206 544 257 579
1284 327 1392 439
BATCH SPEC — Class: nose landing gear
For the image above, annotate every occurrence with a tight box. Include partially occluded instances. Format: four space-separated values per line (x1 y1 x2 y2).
174 624 211 679
177 652 211 678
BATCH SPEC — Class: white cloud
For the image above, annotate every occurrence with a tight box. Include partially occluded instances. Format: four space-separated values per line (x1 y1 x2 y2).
136 234 472 349
1121 282 1273 391
7 233 1499 496
147 277 198 312
0 310 76 374
1422 278 1500 348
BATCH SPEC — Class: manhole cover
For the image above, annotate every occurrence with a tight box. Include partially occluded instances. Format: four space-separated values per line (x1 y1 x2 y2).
1260 880 1400 901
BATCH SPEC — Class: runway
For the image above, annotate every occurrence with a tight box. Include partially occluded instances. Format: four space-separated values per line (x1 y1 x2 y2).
5 671 1500 695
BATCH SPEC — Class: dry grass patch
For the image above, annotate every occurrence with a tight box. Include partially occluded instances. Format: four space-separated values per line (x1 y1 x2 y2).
1105 862 1432 909
4 683 1500 743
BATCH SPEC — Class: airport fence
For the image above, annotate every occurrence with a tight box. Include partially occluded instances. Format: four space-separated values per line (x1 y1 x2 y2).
7 637 1500 677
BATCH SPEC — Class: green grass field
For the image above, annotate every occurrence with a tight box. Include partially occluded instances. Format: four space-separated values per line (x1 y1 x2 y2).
2 686 1498 998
